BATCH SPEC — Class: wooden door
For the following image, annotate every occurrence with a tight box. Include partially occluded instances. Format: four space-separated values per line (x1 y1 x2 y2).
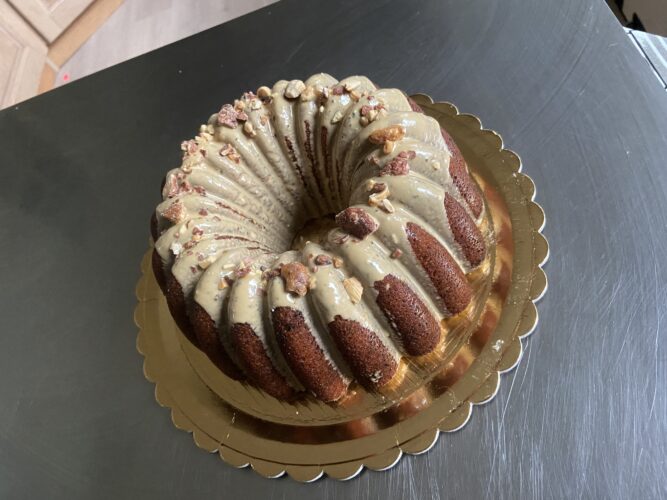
8 0 95 42
0 0 47 108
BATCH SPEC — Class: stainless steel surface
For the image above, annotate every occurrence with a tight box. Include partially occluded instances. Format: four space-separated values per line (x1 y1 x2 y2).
628 29 667 89
0 0 665 497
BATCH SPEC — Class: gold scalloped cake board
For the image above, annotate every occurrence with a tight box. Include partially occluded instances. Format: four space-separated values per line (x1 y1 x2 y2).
135 96 548 482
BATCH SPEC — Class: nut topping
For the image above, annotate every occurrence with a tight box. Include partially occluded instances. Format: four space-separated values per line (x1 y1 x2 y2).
331 85 345 96
368 184 390 206
343 277 364 304
234 266 251 279
367 154 380 166
281 262 310 296
198 256 216 270
180 139 199 155
380 199 395 213
243 121 257 137
368 125 405 145
380 150 415 176
217 104 248 128
162 200 186 223
331 110 343 123
314 254 333 266
284 79 306 99
335 207 379 239
369 181 386 193
262 268 280 280
390 248 403 259
219 144 241 164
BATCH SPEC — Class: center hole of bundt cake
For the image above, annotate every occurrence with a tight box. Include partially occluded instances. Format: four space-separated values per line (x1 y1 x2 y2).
290 214 337 251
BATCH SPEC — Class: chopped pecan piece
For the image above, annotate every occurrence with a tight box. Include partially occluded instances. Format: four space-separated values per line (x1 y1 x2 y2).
331 85 345 96
368 125 405 145
219 144 241 164
368 185 390 206
335 208 379 239
180 139 199 155
217 104 240 128
314 254 333 266
262 268 280 280
162 200 186 223
243 121 257 137
380 199 395 213
380 150 415 176
369 181 387 193
284 80 306 99
281 262 310 296
234 266 251 279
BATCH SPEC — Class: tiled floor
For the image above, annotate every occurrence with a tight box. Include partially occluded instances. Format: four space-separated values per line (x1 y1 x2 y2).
56 0 274 87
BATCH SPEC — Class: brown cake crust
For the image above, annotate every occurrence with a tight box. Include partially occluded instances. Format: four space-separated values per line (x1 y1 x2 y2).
164 272 199 346
303 121 325 197
373 274 440 356
440 127 483 218
444 193 486 267
271 306 348 402
405 222 472 315
328 315 398 388
230 322 296 400
150 212 159 241
190 303 244 381
321 125 336 200
406 96 424 113
406 94 483 219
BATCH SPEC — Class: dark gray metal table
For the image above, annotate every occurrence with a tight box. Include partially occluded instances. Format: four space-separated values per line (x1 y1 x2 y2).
1 0 666 498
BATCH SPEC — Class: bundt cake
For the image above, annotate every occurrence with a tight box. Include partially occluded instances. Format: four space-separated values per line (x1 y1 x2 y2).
150 74 487 403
